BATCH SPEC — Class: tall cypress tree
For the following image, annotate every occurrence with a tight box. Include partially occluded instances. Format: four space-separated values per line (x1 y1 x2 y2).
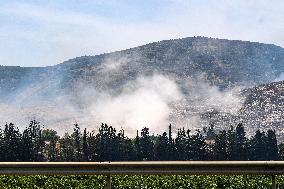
227 125 235 160
189 130 207 160
175 128 187 160
82 128 89 161
140 127 154 160
168 124 177 160
233 123 248 160
60 133 75 161
266 130 278 160
72 123 82 161
213 130 228 160
154 132 169 160
134 130 142 160
278 143 284 160
87 131 97 161
249 130 266 160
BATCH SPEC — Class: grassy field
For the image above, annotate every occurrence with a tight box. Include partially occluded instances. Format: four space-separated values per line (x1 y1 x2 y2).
0 175 282 189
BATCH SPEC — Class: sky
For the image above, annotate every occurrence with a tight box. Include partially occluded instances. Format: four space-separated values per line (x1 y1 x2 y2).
0 0 283 67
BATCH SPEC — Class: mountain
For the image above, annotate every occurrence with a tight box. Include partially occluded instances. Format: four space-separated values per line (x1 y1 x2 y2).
240 81 284 137
0 37 284 136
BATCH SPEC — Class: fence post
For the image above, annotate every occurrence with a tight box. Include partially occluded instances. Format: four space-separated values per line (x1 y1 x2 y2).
272 175 276 189
106 175 112 189
243 175 247 187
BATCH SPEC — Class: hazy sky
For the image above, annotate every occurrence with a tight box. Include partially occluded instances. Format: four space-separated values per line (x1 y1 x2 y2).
0 0 283 67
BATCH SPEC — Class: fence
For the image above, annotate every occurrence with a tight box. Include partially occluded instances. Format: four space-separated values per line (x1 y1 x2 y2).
0 161 283 188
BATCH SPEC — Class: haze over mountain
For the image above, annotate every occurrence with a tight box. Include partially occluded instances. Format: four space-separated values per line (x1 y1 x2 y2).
0 37 284 136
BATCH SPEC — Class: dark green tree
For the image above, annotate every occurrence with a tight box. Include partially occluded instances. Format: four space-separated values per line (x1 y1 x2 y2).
249 130 266 160
133 130 143 160
213 130 228 160
154 132 169 160
115 129 135 161
278 143 284 160
1 123 22 161
140 127 154 160
72 123 82 161
42 129 60 161
82 128 89 161
226 125 235 160
168 124 177 160
188 130 207 160
175 128 187 160
93 123 118 161
232 123 248 160
23 120 45 161
86 131 97 161
266 130 278 160
60 133 75 161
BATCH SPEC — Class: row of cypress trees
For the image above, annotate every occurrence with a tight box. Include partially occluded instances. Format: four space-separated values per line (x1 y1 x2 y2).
0 121 280 161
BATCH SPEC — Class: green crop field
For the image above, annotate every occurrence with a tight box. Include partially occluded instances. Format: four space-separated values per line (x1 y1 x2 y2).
0 175 283 189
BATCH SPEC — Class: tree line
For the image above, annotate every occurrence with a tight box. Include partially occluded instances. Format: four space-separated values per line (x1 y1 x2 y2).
0 120 283 161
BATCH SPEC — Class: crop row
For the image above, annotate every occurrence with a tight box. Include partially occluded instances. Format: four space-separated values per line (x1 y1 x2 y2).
0 175 283 189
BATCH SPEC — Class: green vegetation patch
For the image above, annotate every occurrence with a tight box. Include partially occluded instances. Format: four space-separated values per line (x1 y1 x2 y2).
0 175 283 189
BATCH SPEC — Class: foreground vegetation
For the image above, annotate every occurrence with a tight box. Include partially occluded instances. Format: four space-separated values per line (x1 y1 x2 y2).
0 175 283 189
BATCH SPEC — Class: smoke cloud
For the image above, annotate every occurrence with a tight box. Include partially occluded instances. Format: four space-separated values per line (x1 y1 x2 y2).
183 77 244 115
0 58 245 135
89 74 183 134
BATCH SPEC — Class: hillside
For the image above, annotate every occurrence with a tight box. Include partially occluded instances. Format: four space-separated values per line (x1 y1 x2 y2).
1 37 284 97
240 81 284 136
0 37 284 135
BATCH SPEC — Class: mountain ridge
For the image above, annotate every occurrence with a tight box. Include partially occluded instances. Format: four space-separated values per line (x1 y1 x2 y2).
0 36 284 136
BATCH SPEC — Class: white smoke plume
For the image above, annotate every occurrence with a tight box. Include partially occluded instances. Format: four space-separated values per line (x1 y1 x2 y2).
88 74 183 135
183 77 244 115
100 56 130 72
0 57 245 136
0 73 245 136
